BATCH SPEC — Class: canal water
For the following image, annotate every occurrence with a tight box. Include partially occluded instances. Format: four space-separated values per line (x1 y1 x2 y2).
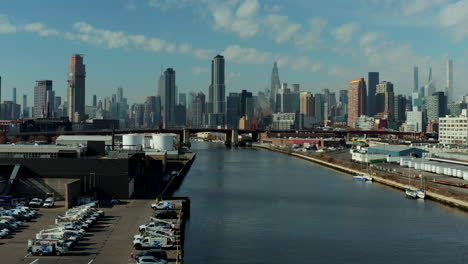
174 142 468 264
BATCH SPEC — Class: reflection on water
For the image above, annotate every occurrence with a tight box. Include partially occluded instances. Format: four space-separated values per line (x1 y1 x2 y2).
175 142 468 264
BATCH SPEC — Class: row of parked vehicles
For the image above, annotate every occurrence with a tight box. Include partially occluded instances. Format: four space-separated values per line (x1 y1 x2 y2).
27 202 104 256
0 206 39 238
132 201 180 264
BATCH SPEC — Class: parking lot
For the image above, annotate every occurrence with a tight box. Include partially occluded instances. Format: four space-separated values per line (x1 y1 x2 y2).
0 199 158 264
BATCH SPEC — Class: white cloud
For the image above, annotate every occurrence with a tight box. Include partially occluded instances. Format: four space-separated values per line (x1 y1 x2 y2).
228 72 241 78
24 23 60 36
147 0 193 10
332 22 359 44
165 43 176 53
264 14 301 43
438 0 468 41
294 17 326 49
0 14 17 33
223 45 272 64
192 66 209 75
193 48 215 59
211 0 260 38
179 43 191 54
71 22 129 49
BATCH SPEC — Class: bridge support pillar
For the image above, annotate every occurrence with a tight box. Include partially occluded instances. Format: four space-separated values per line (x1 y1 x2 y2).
252 131 259 142
231 129 239 146
182 129 190 146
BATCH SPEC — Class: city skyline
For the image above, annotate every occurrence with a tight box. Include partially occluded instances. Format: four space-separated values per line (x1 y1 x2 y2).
1 1 468 104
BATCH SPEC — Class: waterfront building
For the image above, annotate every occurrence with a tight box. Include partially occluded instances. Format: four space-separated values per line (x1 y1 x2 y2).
439 109 468 145
67 54 86 122
367 72 379 117
348 78 367 128
159 68 176 128
272 112 303 130
300 92 314 117
33 80 55 118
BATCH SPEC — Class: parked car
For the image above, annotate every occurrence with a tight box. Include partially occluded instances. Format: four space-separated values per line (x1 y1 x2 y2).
136 256 168 264
0 228 8 238
29 198 43 208
43 198 54 208
155 210 177 219
135 249 168 262
111 197 121 205
151 201 174 210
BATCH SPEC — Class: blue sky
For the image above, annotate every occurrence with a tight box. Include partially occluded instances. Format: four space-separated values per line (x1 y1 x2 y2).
1 0 468 105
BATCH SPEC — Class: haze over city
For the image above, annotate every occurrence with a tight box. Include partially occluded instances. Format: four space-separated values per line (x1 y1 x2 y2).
1 0 468 103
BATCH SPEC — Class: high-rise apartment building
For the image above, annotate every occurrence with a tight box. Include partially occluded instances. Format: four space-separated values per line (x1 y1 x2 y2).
189 92 205 128
240 90 253 117
226 93 241 129
179 93 186 106
117 87 123 103
300 92 314 117
92 94 97 107
348 78 367 127
426 91 447 122
33 80 54 118
159 68 176 128
424 68 435 97
367 72 379 117
67 54 86 122
446 59 453 103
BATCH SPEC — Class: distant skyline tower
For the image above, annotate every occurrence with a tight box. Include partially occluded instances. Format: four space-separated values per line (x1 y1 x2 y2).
67 54 86 122
211 54 225 114
348 78 367 128
367 72 379 117
117 86 123 103
0 76 2 103
159 68 176 128
33 80 53 118
424 67 435 97
12 87 16 104
92 94 97 107
270 61 281 106
446 59 453 103
413 66 419 93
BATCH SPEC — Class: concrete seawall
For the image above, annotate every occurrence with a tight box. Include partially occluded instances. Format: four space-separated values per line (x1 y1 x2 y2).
253 144 468 211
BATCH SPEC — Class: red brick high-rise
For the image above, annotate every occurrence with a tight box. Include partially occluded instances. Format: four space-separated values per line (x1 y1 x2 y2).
347 78 367 128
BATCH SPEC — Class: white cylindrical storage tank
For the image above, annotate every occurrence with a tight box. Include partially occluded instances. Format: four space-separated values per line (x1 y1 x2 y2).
409 161 415 168
413 162 419 169
152 133 174 151
457 169 463 178
123 134 143 150
463 171 468 181
431 164 437 173
400 158 404 166
142 135 151 149
444 167 450 175
436 166 443 174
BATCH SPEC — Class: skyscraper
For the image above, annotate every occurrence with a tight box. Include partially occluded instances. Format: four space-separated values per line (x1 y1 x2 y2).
205 55 226 128
413 66 419 93
67 54 86 122
240 90 253 117
367 72 379 117
92 94 97 107
270 62 281 108
117 87 123 103
189 92 205 128
12 87 16 104
0 76 2 104
375 81 395 119
211 55 225 114
22 94 27 118
348 78 367 128
446 59 453 103
179 93 186 106
159 68 176 128
300 92 314 117
424 67 435 97
226 93 241 128
33 80 53 118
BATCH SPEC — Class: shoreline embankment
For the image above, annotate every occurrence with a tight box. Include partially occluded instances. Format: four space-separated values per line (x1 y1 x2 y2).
253 144 468 211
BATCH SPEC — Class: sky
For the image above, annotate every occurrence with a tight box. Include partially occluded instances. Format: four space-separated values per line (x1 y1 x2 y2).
1 0 468 105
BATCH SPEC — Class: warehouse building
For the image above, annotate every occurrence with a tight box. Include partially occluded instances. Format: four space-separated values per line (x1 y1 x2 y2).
367 145 427 157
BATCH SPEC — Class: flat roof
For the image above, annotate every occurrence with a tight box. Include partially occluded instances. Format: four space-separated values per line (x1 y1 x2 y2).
368 145 423 152
0 144 84 153
57 135 112 141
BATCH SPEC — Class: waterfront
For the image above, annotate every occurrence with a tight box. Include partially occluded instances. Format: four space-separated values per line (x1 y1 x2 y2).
175 142 468 264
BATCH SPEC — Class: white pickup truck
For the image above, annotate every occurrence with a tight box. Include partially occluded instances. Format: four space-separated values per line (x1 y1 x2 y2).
133 236 173 250
151 201 174 210
139 221 174 233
